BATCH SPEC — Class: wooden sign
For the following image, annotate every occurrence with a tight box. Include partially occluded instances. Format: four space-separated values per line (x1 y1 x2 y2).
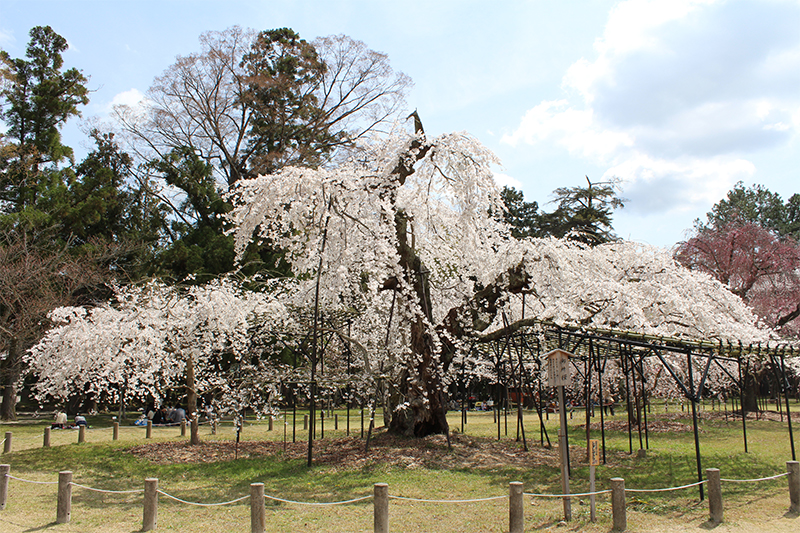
545 349 572 387
589 439 601 466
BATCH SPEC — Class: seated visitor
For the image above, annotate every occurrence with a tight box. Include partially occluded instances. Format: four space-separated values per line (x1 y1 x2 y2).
52 411 67 429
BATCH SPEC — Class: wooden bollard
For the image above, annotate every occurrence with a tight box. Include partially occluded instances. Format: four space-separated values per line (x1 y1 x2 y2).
78 425 86 444
335 414 338 430
250 482 265 533
146 420 152 439
509 481 524 533
374 483 389 533
113 421 119 441
268 417 273 431
181 419 186 437
0 464 9 510
707 468 722 524
212 420 218 435
143 478 158 531
57 471 72 523
304 415 308 430
611 477 626 531
788 461 800 513
43 427 51 448
3 432 10 454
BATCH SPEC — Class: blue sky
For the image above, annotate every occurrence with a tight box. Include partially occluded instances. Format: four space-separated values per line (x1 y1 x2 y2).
2 0 799 247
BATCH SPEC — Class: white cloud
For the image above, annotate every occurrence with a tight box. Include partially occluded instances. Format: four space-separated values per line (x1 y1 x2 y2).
105 88 146 113
503 0 800 216
492 171 523 190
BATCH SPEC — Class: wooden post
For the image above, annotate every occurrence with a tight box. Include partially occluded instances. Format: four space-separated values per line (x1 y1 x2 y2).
557 384 571 520
374 483 389 533
113 421 119 441
788 461 800 513
181 420 186 437
707 468 722 523
143 478 158 531
0 464 9 510
57 471 72 524
146 420 152 439
611 477 626 531
268 417 273 432
335 414 339 430
2 432 10 454
43 427 51 448
304 414 308 430
78 425 85 444
509 481 523 533
250 482 265 533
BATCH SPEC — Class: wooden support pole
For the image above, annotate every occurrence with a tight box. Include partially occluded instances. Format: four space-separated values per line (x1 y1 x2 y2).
250 482 265 533
374 483 389 533
181 420 186 437
113 422 119 441
3 432 10 454
707 468 722 524
43 427 51 448
0 464 9 510
57 471 72 524
509 481 523 533
335 414 339 430
146 420 152 439
142 478 158 531
611 477 626 532
788 461 800 513
78 425 85 444
304 415 308 430
268 417 273 431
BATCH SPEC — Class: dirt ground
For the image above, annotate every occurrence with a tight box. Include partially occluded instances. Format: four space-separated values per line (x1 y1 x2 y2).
129 430 561 470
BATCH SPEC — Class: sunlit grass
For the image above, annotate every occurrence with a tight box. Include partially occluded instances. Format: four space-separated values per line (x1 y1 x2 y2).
0 402 797 532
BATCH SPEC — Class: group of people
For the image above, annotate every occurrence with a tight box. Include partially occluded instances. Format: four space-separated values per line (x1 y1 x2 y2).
146 405 187 425
51 411 87 429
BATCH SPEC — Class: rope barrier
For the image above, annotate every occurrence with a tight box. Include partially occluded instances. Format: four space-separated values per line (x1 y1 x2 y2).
626 480 707 493
69 482 144 494
264 494 372 506
156 489 250 506
389 494 506 504
524 489 612 498
5 474 59 485
721 472 789 483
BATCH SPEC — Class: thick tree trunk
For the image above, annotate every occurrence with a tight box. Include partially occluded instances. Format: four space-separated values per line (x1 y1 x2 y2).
388 316 450 437
742 370 760 413
0 338 20 421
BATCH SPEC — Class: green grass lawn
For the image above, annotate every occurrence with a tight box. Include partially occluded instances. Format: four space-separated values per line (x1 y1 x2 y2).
0 404 797 532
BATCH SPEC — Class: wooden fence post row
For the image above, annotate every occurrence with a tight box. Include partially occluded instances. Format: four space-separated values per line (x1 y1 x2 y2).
3 461 800 532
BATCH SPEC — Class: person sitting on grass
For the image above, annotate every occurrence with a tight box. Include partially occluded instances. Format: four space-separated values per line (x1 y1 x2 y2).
52 410 67 429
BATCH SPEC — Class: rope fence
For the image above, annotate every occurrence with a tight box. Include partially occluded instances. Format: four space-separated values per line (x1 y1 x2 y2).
0 461 797 532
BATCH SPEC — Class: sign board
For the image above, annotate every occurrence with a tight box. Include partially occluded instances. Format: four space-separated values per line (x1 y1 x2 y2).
589 439 601 466
545 349 572 387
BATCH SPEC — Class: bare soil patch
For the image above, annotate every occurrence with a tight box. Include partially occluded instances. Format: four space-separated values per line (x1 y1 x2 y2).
128 430 562 470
